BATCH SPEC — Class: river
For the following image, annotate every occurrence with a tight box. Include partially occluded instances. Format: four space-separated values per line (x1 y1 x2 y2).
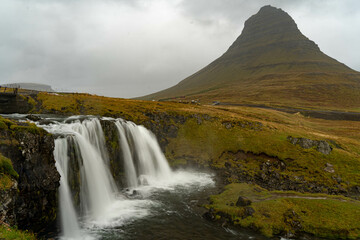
2 114 269 240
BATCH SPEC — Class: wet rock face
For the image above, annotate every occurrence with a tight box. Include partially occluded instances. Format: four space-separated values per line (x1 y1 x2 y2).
0 128 60 232
100 120 124 187
0 180 17 226
0 94 34 114
26 114 41 121
142 112 187 151
202 208 217 222
287 136 332 154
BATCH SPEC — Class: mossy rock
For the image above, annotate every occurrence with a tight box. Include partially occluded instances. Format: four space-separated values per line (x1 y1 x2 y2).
0 225 36 240
208 183 360 239
0 154 18 179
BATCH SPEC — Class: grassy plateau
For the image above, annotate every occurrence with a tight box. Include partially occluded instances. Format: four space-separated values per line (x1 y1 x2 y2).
2 89 360 239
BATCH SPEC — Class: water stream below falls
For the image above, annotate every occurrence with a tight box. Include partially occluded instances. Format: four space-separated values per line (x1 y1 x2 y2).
2 114 267 240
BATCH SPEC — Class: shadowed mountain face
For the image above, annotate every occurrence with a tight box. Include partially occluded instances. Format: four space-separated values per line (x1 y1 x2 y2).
140 5 360 110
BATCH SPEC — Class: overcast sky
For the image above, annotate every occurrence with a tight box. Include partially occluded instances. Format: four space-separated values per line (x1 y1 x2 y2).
1 0 359 98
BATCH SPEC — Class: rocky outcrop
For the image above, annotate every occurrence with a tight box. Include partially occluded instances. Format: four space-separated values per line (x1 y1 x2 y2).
142 111 185 151
0 180 17 226
222 120 263 130
100 120 124 187
215 150 356 198
0 120 60 232
283 209 303 237
236 196 252 207
0 93 35 114
287 136 332 154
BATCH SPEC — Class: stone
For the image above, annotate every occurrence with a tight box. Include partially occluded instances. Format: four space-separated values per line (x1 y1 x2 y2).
284 209 302 231
236 196 252 207
26 114 41 121
203 208 217 221
130 190 140 197
222 122 233 129
243 206 255 217
324 163 335 173
224 162 232 168
38 119 56 125
324 166 335 173
317 141 332 155
287 136 332 154
297 138 314 149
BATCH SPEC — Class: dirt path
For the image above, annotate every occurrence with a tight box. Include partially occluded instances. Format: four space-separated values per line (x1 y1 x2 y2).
217 103 360 121
253 193 352 203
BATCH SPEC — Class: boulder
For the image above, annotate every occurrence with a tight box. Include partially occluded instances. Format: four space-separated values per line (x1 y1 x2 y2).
287 136 332 154
243 206 255 217
317 141 332 155
236 196 252 207
26 114 41 121
324 163 335 173
202 208 217 221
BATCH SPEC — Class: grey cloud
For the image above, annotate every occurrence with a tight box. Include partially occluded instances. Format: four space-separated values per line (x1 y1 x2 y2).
0 0 359 98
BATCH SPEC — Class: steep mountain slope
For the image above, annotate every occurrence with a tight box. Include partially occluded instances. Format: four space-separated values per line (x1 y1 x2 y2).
140 5 360 110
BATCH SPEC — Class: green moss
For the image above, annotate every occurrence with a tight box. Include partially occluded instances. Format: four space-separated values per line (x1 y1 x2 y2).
9 123 47 136
0 116 14 130
27 96 36 107
209 183 360 239
166 115 360 191
19 89 360 192
0 174 14 190
0 225 36 240
0 121 7 130
0 154 18 179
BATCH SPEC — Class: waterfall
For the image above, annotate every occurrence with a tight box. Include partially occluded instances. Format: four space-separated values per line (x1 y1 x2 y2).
54 138 82 239
114 121 138 188
115 120 172 187
40 116 173 239
73 131 116 219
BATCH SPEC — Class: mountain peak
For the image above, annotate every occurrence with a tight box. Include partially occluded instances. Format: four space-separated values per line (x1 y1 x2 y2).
140 6 360 110
258 5 281 12
224 5 319 61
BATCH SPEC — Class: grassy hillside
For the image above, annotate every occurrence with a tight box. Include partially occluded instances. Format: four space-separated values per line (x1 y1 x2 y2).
208 183 360 239
139 6 360 111
6 90 360 239
0 225 36 240
22 92 360 195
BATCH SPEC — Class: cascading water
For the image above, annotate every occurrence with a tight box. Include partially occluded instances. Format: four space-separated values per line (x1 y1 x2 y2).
116 120 172 187
1 113 262 240
39 116 176 239
114 121 138 187
54 138 82 239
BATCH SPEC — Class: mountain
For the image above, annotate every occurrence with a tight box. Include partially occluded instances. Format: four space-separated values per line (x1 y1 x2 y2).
3 83 54 92
140 5 360 110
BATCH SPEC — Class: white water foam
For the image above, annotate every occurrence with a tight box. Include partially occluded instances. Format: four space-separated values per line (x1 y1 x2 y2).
37 116 214 240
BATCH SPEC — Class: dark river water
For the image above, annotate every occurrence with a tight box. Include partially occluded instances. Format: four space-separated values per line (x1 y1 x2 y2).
1 114 272 240
81 171 269 240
